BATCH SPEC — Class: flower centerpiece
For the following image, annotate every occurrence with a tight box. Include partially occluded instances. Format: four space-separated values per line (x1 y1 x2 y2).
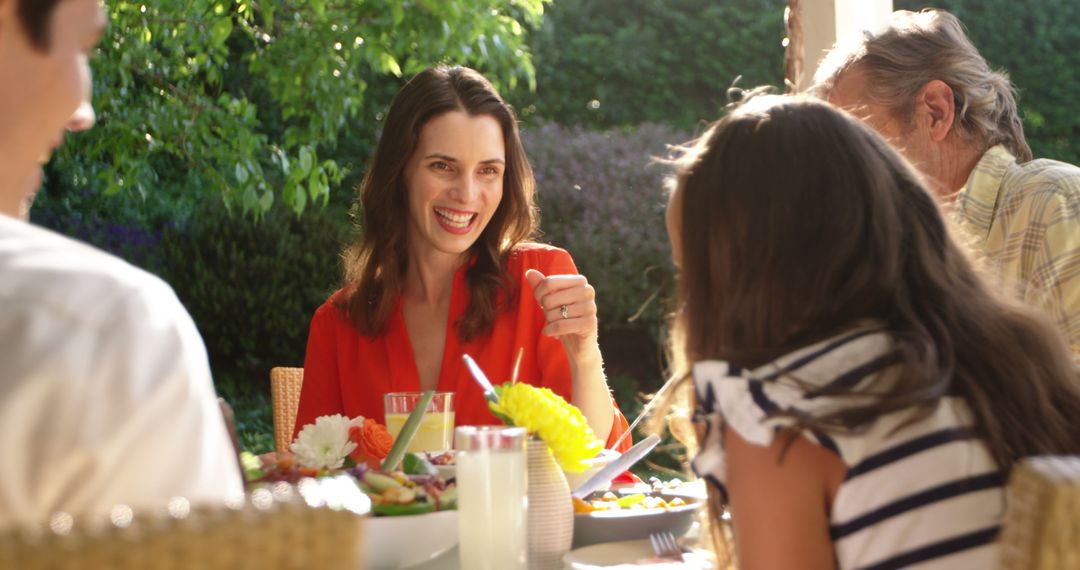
288 413 394 472
487 382 603 473
478 371 600 568
459 351 607 566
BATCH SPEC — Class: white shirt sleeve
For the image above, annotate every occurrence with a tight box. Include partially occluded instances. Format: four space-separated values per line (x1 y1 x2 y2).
0 260 243 528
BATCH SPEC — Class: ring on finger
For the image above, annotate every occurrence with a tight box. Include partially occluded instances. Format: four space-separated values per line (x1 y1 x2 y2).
560 305 570 320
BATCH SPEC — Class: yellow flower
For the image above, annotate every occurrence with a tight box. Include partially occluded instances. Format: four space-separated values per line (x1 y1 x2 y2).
489 383 603 472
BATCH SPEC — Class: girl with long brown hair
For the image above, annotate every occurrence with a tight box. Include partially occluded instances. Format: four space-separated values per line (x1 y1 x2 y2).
666 94 1080 569
294 66 630 449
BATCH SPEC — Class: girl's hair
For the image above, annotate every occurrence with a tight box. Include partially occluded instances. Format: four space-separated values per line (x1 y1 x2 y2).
340 66 538 341
668 94 1080 469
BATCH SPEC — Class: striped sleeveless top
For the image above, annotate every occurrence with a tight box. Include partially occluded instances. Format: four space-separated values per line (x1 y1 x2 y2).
691 327 1004 569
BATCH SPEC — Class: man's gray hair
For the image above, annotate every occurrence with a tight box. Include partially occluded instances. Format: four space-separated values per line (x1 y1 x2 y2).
814 9 1032 162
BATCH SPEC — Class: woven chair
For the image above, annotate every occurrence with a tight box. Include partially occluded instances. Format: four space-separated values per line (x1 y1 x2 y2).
0 476 367 570
999 455 1080 569
270 367 305 453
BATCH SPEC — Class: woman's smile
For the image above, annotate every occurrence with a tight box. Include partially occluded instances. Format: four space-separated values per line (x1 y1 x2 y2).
433 206 478 234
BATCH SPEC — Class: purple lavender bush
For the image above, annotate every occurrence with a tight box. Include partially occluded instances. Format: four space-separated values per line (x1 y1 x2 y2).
524 121 689 342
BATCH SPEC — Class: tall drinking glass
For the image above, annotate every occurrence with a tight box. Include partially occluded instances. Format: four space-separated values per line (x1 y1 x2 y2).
456 426 528 570
384 392 454 452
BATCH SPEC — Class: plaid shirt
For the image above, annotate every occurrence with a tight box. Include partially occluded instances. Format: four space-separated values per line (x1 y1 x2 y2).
954 145 1080 356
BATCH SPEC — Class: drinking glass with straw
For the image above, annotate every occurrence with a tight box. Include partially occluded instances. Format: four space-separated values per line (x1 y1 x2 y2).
384 391 454 453
382 390 436 471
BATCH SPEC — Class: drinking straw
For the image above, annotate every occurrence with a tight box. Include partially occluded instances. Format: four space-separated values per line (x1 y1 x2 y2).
510 347 524 384
381 389 436 471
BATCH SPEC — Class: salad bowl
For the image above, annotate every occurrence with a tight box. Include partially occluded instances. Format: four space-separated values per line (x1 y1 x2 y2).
362 509 459 569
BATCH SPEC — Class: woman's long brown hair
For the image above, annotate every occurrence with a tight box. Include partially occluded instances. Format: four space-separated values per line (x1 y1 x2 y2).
340 66 537 341
669 94 1080 469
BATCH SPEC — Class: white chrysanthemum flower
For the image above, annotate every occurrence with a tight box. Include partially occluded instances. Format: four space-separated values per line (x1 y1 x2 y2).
290 414 364 470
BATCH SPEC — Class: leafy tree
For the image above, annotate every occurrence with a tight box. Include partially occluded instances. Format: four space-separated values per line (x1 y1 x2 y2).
41 0 549 220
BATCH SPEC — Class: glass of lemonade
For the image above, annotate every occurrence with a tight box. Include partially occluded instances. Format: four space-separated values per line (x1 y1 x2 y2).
455 426 527 570
384 392 455 452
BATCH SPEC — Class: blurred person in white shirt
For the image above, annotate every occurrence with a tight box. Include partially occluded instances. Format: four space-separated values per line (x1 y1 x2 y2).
0 0 243 529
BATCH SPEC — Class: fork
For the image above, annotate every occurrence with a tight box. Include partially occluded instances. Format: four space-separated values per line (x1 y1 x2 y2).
649 531 685 562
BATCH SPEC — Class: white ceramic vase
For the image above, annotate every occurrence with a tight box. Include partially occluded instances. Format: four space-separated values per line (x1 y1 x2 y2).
526 438 574 569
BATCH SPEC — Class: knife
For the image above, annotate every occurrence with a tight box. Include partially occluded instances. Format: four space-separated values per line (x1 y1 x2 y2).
572 434 661 499
462 353 499 402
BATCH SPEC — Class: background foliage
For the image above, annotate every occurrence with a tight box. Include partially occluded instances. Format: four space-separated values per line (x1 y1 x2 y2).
160 200 352 376
512 0 786 130
41 0 547 220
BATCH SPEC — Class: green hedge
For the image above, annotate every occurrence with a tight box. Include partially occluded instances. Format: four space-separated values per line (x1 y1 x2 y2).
513 0 786 130
160 199 353 381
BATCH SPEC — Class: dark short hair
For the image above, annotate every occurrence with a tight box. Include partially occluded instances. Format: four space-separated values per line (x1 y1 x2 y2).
17 0 64 51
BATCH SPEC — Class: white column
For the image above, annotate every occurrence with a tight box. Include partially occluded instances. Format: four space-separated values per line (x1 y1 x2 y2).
793 0 893 91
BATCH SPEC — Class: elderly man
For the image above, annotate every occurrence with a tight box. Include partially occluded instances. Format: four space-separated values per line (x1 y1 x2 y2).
0 0 242 528
814 9 1080 356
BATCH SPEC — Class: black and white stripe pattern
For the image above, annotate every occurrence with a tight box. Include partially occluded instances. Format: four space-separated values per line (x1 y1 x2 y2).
690 327 1003 569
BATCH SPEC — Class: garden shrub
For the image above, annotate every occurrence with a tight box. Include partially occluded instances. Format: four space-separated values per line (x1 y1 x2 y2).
30 162 205 274
514 0 786 131
160 199 353 386
31 198 167 275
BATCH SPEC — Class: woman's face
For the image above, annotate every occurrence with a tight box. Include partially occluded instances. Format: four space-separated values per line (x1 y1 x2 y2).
403 110 506 262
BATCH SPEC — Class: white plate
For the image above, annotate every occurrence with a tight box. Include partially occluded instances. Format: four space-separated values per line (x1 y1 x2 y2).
563 539 714 569
363 510 458 570
573 498 702 548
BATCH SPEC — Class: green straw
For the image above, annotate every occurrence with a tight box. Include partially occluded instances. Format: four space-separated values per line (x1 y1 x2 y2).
381 390 436 471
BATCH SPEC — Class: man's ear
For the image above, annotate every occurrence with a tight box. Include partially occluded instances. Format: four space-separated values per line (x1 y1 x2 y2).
915 80 956 143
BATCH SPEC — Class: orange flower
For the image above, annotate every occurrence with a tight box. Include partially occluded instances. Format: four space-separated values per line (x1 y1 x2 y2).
349 419 394 469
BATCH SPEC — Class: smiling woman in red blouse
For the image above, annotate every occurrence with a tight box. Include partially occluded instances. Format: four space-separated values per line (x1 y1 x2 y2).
294 66 630 450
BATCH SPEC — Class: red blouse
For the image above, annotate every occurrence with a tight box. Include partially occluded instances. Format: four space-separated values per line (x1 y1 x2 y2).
295 243 631 451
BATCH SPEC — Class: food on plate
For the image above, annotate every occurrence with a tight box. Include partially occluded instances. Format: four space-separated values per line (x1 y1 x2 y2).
243 450 457 516
356 467 457 516
572 491 688 514
425 450 456 466
646 477 686 492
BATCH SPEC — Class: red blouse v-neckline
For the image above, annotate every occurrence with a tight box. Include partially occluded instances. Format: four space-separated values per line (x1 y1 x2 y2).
383 264 469 395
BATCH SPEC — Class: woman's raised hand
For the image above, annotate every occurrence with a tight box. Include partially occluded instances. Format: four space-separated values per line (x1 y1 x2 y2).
525 268 599 357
